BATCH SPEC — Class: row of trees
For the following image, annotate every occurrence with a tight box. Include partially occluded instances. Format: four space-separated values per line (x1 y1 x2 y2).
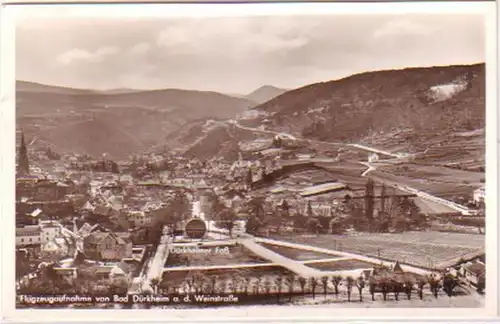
150 270 461 303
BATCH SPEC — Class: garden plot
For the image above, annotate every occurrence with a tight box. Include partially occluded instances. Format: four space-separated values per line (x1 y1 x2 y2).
165 244 268 267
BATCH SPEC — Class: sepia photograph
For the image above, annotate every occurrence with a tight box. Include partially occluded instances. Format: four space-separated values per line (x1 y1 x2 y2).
1 1 498 322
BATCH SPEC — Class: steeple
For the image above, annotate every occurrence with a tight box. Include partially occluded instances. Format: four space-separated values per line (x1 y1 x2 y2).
17 131 30 176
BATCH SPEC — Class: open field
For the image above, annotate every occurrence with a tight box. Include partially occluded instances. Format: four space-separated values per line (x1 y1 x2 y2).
271 231 484 270
369 170 477 199
260 243 343 261
379 163 484 187
165 245 268 267
305 259 377 271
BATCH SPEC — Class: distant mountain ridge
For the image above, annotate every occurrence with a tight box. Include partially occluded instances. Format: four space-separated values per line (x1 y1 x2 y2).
244 85 289 104
184 63 485 161
16 80 255 159
250 63 484 144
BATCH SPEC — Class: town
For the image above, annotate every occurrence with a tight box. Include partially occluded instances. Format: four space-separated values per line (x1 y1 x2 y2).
15 122 486 308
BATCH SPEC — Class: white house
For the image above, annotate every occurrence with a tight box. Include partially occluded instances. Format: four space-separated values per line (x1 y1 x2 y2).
16 225 41 246
129 211 153 227
473 186 485 205
368 153 379 163
39 220 62 244
461 261 485 287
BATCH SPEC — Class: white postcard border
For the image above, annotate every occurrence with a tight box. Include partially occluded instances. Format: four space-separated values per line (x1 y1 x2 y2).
0 1 498 322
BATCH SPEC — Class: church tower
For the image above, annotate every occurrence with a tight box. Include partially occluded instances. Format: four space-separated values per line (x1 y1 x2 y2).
17 131 30 176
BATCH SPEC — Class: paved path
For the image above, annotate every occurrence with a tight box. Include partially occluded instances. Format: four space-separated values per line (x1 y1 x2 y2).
141 226 171 291
237 237 324 277
171 240 237 247
347 143 401 158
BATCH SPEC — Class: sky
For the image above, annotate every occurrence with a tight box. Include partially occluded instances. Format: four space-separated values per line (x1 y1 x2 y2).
16 14 486 94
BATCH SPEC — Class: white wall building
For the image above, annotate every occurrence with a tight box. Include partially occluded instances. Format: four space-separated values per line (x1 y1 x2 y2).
474 186 485 205
129 211 153 227
40 221 62 244
368 153 379 163
16 225 42 246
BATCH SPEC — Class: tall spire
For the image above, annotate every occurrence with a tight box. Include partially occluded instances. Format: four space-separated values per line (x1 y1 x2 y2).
17 131 30 176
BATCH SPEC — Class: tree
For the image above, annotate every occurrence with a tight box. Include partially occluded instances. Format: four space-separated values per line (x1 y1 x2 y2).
210 276 218 294
242 277 250 295
331 275 342 296
184 275 197 294
442 273 459 298
380 183 387 213
365 179 375 229
245 197 266 235
427 273 442 299
403 274 416 300
417 277 427 300
477 274 485 294
285 275 296 301
281 200 290 218
356 276 366 302
378 275 391 301
369 280 376 301
298 277 307 295
321 276 329 298
309 277 318 299
346 276 354 302
150 277 160 295
111 161 120 174
306 218 322 235
217 279 227 294
246 168 253 188
215 208 237 237
307 201 314 218
392 276 403 301
275 276 284 302
263 278 272 295
159 279 171 294
254 276 263 295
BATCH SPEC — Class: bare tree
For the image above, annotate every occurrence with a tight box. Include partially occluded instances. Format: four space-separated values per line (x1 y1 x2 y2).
150 277 160 295
392 277 403 301
210 276 218 294
427 273 442 299
310 277 318 299
331 275 342 296
369 279 376 301
346 276 354 302
254 276 263 295
285 275 296 301
217 279 227 294
417 277 426 300
242 277 250 295
378 275 391 301
263 278 272 295
321 276 329 298
442 273 459 298
403 274 416 300
356 276 366 302
298 276 307 295
275 276 284 302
